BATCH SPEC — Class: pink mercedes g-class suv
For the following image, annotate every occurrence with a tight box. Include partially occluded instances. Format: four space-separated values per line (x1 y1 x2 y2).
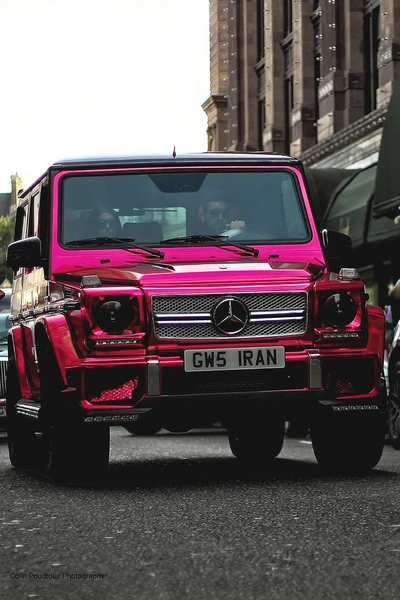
6 152 387 481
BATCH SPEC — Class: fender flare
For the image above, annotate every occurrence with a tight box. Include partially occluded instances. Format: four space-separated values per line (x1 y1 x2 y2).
8 326 32 399
366 305 385 366
35 314 80 388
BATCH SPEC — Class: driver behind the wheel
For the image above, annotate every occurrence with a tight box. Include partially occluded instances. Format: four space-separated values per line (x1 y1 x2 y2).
199 192 246 236
84 206 123 238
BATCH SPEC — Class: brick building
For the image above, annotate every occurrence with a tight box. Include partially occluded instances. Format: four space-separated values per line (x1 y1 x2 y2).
202 0 400 169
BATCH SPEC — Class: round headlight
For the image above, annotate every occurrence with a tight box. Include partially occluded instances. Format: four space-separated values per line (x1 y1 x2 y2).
322 292 357 328
95 299 136 334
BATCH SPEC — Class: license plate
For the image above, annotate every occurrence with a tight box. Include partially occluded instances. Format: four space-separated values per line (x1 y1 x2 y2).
184 346 285 372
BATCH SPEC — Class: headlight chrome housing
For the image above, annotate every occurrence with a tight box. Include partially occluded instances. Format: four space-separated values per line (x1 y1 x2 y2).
81 288 143 339
315 284 365 344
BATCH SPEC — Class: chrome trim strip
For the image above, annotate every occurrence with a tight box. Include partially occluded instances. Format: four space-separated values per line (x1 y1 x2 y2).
155 319 212 325
147 358 160 396
308 352 322 390
15 400 41 420
155 310 306 326
156 313 211 319
251 309 305 317
249 316 304 323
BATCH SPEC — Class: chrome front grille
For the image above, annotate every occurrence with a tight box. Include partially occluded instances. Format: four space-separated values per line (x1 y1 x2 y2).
152 293 308 339
0 360 7 398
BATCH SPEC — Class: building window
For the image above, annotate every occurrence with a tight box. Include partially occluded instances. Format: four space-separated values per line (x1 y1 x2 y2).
258 98 265 149
364 1 380 113
311 5 321 142
284 0 293 37
282 37 294 154
257 0 265 62
284 75 294 154
256 0 265 149
255 59 265 150
282 1 294 153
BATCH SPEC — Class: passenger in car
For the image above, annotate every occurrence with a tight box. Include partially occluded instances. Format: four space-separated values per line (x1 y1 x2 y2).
199 191 246 235
87 206 123 238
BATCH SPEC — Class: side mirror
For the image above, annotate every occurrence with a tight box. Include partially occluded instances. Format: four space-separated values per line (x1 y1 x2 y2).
320 228 354 273
7 236 43 271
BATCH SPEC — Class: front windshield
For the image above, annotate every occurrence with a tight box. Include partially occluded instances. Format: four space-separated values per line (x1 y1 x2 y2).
60 170 310 247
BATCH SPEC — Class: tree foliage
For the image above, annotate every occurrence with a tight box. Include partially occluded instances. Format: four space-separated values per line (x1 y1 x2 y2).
0 215 16 284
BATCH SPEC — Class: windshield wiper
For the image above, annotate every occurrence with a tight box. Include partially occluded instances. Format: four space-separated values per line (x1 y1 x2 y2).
161 234 259 257
65 237 165 259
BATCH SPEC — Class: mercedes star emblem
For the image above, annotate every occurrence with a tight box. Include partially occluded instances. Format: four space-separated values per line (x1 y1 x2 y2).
212 297 249 335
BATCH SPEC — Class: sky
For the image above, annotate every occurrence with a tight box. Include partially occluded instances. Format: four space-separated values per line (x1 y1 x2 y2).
0 0 210 192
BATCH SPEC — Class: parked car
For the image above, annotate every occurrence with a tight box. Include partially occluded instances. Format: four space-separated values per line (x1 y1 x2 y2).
0 288 11 428
5 152 387 482
384 286 400 449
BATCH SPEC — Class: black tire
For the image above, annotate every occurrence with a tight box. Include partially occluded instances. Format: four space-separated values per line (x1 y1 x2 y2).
285 420 309 438
388 361 400 449
43 417 110 483
310 410 386 474
39 343 110 482
124 417 162 436
6 357 41 470
227 412 285 463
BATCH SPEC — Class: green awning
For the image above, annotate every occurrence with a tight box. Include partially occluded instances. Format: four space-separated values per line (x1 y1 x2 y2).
304 167 357 228
367 200 400 245
372 75 400 218
323 164 377 248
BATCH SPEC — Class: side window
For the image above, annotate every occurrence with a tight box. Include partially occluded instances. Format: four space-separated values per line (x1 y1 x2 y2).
15 203 28 241
31 191 40 237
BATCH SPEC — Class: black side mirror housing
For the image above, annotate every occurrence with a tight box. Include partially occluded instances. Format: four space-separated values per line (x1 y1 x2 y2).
7 236 43 271
321 228 354 273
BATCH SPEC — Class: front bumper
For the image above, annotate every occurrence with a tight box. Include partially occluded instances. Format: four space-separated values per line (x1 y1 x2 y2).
62 349 386 423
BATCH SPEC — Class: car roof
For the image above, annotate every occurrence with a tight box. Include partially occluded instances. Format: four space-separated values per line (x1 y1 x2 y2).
51 152 300 169
18 152 303 196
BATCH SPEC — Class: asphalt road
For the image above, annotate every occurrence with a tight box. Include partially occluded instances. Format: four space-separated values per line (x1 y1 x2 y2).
1 427 400 600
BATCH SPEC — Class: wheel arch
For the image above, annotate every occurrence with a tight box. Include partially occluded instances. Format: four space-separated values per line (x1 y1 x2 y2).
35 314 79 388
7 325 32 399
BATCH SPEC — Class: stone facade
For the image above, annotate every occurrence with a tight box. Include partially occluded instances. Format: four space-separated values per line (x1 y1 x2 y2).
203 0 400 168
0 174 22 216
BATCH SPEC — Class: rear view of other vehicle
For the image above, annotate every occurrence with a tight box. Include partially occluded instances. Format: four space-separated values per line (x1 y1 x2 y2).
0 288 11 427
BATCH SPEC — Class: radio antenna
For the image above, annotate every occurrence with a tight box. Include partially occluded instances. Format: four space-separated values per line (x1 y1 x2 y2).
172 146 177 158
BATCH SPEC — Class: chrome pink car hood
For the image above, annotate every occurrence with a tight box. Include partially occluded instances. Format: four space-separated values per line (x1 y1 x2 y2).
54 259 324 288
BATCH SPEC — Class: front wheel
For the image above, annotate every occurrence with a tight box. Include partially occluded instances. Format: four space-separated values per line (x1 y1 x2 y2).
6 357 42 470
310 411 386 474
285 420 309 438
124 414 162 436
227 412 285 464
38 343 110 483
43 416 110 483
